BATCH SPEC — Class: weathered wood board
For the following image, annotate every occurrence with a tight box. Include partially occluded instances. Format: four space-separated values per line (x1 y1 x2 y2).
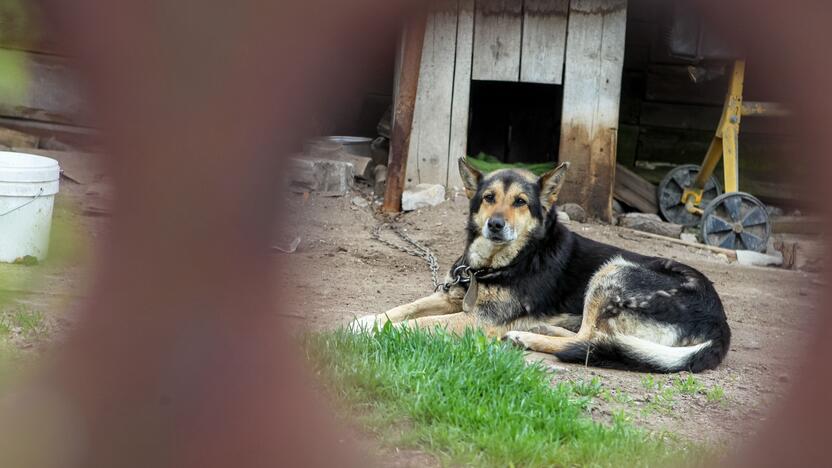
471 0 523 82
0 50 84 125
520 0 569 84
614 163 657 213
405 0 459 187
558 0 627 221
559 0 627 220
0 116 96 149
447 0 475 190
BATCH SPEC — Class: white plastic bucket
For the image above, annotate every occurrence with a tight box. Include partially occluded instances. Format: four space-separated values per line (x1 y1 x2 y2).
0 152 60 262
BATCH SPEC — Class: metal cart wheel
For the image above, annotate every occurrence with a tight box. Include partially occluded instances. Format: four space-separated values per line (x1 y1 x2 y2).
700 192 771 252
657 164 722 226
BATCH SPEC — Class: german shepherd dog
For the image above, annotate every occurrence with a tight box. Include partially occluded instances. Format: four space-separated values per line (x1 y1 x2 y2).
351 158 731 372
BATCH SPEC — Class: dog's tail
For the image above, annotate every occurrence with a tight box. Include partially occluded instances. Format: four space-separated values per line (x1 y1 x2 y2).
554 334 728 373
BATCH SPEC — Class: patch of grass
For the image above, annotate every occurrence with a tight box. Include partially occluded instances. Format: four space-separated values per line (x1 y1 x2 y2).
705 385 726 404
674 374 704 395
570 377 603 398
6 306 45 338
306 325 700 467
641 374 727 415
641 374 658 392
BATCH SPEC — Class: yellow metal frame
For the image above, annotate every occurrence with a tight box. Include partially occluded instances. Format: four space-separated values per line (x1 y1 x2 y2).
681 60 745 214
678 60 789 215
682 60 789 215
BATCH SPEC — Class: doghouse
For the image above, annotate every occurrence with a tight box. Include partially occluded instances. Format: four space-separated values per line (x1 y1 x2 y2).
397 0 627 220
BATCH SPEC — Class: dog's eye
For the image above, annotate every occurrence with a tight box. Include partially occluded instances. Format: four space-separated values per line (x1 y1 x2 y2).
483 193 496 204
513 198 527 207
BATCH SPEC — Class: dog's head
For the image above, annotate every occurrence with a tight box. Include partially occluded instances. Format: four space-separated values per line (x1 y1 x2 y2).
458 158 569 267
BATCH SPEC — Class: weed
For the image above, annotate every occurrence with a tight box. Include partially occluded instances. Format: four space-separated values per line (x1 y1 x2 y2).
705 385 726 404
571 377 603 398
0 306 46 339
674 374 704 395
641 374 658 391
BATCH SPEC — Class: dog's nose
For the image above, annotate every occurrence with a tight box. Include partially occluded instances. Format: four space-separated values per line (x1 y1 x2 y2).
487 216 505 233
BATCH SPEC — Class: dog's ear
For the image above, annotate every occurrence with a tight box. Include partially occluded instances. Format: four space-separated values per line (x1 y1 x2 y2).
458 157 482 198
538 161 570 210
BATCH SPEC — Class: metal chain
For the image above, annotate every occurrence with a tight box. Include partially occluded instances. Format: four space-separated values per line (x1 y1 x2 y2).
371 222 441 290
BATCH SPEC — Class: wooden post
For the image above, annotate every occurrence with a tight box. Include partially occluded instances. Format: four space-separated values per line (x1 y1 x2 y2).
383 9 427 213
558 0 627 222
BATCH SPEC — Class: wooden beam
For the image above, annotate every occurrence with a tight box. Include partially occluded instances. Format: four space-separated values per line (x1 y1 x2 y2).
558 0 627 222
618 227 738 261
0 50 85 125
383 9 427 213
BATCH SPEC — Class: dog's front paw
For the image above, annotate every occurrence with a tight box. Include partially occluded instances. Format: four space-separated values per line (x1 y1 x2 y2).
348 314 379 334
501 330 535 350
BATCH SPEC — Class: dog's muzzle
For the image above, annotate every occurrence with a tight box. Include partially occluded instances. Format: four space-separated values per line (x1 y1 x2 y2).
483 216 516 243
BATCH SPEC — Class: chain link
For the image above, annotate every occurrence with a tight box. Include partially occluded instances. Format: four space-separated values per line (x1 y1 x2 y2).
371 222 441 290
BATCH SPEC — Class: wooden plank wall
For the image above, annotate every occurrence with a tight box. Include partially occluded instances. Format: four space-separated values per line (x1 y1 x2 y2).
520 0 569 84
617 0 799 206
405 0 572 188
558 0 627 221
471 0 523 82
405 0 461 187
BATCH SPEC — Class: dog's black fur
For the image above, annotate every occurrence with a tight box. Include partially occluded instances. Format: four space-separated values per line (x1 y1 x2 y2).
452 168 731 373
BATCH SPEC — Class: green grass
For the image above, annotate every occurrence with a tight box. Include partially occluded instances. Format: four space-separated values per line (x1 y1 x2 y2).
466 152 557 176
305 325 699 467
674 375 705 395
705 386 726 404
2 306 45 338
640 374 727 414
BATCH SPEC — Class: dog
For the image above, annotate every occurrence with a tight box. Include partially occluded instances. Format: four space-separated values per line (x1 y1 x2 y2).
351 158 731 373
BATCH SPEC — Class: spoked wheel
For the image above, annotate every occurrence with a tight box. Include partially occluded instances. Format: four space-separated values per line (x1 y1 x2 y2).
700 192 771 252
657 164 722 226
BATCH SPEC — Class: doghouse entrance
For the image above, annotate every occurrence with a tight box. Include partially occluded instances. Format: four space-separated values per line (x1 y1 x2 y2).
466 80 563 164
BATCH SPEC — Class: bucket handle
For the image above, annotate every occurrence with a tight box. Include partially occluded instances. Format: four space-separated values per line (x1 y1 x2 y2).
0 188 44 217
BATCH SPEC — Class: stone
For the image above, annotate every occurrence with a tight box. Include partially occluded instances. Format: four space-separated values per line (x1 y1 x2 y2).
401 184 446 211
736 250 784 268
288 156 354 195
618 213 684 238
680 233 699 243
351 196 369 208
560 203 586 223
556 210 570 223
611 199 624 215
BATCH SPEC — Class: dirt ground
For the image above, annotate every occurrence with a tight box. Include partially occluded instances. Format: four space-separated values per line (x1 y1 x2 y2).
277 184 821 462
2 180 822 466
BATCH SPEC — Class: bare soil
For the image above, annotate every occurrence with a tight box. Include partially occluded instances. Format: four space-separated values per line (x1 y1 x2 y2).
3 181 820 467
278 185 821 460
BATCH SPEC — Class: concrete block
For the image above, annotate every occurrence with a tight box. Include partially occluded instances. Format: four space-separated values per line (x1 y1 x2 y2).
288 157 354 195
402 184 445 211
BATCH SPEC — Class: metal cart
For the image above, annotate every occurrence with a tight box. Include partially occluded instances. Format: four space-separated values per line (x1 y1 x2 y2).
657 59 787 252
